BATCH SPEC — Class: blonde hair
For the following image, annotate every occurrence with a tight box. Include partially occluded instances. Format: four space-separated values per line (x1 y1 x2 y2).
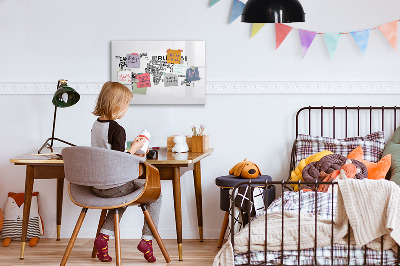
93 82 133 120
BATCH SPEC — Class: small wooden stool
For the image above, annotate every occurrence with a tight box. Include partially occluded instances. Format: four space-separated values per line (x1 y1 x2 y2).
215 175 275 248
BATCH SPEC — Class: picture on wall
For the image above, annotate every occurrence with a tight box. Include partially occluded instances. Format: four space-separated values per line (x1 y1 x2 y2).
111 41 206 104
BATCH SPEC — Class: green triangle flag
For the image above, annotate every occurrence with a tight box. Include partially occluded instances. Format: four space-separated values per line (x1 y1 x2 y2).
209 0 220 7
251 23 266 38
323 33 341 58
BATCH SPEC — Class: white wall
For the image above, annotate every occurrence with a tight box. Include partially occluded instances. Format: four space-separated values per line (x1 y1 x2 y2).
1 0 400 239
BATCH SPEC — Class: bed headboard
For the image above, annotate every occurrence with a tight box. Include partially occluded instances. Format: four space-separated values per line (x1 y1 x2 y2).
290 106 400 179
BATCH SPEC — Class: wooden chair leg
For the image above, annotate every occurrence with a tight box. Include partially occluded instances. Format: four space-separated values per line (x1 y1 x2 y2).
60 208 88 266
114 210 121 266
141 205 171 263
217 211 230 248
91 209 108 258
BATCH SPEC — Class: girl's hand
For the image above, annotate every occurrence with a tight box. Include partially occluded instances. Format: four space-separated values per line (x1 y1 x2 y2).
134 148 149 157
129 137 147 155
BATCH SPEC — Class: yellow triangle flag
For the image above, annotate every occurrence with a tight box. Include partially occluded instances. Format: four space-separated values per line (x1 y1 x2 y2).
251 23 266 38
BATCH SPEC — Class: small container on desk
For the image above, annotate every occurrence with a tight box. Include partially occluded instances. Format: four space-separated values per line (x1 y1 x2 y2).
167 136 192 151
191 135 209 153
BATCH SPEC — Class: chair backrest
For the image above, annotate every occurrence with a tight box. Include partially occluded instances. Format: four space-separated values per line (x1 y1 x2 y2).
62 146 145 187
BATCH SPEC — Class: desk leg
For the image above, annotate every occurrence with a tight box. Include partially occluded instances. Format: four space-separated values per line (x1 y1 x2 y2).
193 161 203 242
172 167 183 261
56 178 64 241
20 165 35 259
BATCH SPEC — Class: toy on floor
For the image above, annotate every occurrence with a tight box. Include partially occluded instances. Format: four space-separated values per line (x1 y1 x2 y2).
229 159 261 179
1 192 44 247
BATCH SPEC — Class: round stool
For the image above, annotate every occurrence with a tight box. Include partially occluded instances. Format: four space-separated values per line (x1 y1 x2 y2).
215 175 275 248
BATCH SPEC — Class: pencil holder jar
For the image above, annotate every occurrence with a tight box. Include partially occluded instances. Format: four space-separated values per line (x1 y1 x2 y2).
191 135 209 153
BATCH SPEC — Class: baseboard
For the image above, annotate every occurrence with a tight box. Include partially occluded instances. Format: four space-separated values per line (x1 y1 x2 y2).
1 81 399 94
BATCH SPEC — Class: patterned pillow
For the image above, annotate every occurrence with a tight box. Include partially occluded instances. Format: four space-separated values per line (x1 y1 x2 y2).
294 131 385 166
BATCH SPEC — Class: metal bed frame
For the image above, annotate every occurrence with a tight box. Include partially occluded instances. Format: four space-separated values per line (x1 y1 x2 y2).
230 106 400 266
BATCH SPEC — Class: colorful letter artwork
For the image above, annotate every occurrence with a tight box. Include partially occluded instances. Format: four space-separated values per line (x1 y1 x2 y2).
126 53 140 68
186 67 201 82
166 49 183 64
117 71 132 85
112 41 205 104
136 73 151 88
164 73 178 87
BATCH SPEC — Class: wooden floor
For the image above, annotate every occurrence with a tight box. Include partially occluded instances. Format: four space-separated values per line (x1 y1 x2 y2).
0 239 221 265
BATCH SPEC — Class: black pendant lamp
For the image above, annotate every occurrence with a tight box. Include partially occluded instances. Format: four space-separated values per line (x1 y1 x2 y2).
242 0 305 23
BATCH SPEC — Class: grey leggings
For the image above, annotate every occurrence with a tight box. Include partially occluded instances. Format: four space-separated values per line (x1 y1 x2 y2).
92 180 162 240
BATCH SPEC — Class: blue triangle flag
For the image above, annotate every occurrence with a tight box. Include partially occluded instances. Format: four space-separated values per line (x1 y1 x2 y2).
323 33 341 58
351 29 371 55
229 0 245 23
209 0 220 7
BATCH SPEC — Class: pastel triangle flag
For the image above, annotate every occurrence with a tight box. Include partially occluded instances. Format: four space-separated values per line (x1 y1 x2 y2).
275 23 293 49
323 33 341 58
351 29 370 55
229 0 245 24
378 21 398 50
209 0 220 7
298 29 317 58
251 23 266 38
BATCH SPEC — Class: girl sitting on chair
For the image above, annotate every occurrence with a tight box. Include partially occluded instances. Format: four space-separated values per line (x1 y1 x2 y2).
91 81 162 263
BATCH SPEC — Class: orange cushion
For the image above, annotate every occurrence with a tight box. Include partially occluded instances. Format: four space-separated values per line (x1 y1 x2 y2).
348 146 391 180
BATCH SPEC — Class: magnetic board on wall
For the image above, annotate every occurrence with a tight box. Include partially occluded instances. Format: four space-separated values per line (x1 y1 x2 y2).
111 41 205 105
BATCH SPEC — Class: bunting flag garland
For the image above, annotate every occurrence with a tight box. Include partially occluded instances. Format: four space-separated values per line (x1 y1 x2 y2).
275 23 293 49
323 33 341 58
229 0 245 24
298 30 317 58
378 21 398 50
251 23 266 38
209 0 220 8
351 29 370 55
207 4 400 57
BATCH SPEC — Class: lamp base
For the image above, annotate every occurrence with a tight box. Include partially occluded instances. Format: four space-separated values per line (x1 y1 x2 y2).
38 137 76 154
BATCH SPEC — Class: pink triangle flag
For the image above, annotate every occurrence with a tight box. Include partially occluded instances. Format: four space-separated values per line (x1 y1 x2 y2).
298 29 318 58
275 23 293 49
378 21 398 50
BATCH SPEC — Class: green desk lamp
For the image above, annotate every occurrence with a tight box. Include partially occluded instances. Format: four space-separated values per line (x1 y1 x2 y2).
38 79 80 154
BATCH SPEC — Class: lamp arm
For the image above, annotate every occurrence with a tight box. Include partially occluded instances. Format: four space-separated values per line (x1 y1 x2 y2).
50 105 57 148
50 79 61 148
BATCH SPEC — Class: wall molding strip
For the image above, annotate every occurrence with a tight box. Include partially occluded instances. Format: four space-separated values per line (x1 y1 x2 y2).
0 81 399 95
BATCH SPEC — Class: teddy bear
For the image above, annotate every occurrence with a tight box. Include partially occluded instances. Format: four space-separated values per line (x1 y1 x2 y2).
172 135 189 153
229 159 261 179
1 192 44 247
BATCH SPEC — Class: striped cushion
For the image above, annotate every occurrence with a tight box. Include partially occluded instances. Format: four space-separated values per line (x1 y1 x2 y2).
1 217 40 240
295 131 385 167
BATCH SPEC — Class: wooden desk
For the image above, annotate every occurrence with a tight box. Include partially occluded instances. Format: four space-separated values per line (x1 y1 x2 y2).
9 148 64 259
10 147 213 261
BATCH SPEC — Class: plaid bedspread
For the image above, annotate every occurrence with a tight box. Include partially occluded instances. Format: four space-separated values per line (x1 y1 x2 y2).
234 191 397 265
